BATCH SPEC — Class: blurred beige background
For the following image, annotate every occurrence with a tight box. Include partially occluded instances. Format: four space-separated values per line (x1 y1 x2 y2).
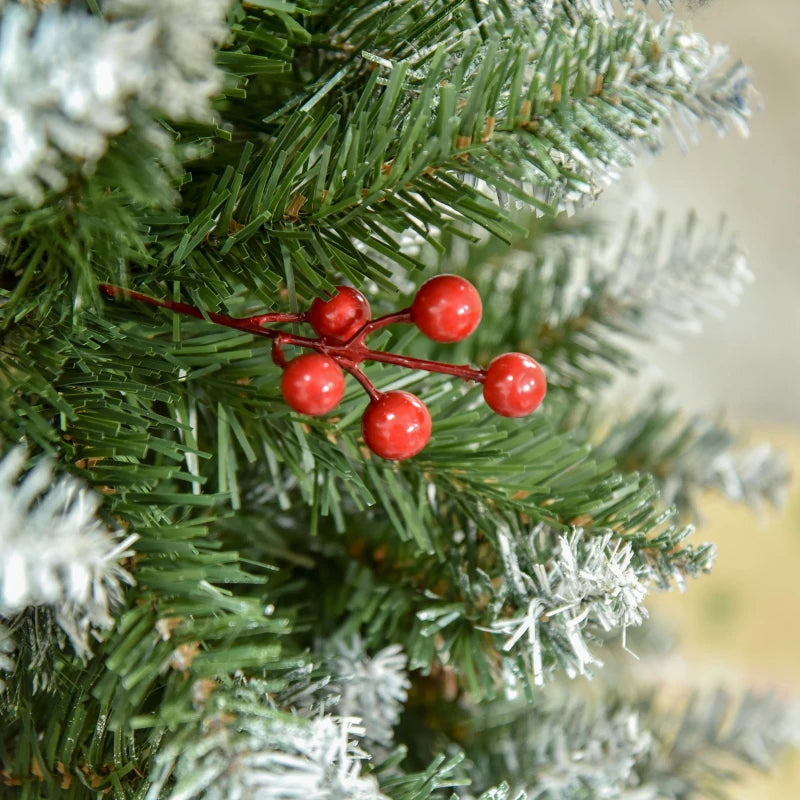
648 431 800 798
642 0 800 425
608 1 800 796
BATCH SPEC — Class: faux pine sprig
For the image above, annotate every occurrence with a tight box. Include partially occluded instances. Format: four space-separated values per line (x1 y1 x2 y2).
146 681 388 800
487 530 649 687
0 0 228 204
324 636 411 748
0 448 137 659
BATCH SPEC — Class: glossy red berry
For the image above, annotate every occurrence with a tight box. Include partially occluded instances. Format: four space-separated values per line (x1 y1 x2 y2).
362 391 432 460
411 274 482 343
482 353 547 418
308 286 371 341
281 353 345 416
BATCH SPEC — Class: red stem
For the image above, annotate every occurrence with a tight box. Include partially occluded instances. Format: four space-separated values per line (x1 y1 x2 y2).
100 283 487 385
343 365 381 402
99 284 306 328
347 308 412 346
271 338 288 368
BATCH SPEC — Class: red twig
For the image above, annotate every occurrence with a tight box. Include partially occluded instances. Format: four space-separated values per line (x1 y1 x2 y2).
99 283 487 387
342 365 381 402
99 284 307 329
346 308 413 346
271 337 289 368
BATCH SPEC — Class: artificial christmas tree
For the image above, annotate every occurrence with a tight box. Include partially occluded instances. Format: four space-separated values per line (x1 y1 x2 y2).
0 1 795 798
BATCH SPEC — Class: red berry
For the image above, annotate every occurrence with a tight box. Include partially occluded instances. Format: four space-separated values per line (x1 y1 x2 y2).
308 286 371 341
411 274 482 343
281 353 345 416
362 391 432 460
482 353 546 417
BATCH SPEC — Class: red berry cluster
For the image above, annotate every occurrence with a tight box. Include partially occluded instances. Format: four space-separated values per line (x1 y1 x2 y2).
100 276 547 461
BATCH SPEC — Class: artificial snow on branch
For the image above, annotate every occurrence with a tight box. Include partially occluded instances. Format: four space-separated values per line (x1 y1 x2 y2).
530 0 674 23
359 9 754 215
506 705 652 799
584 212 750 345
706 442 790 509
325 636 411 748
0 0 229 203
272 638 410 750
460 698 654 799
0 623 14 694
454 210 750 391
462 689 800 800
641 689 800 797
0 448 137 659
0 3 151 202
104 0 230 121
147 682 388 800
488 529 649 687
220 2 756 284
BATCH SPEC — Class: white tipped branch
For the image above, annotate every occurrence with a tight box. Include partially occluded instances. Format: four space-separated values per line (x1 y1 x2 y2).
326 636 411 747
599 393 791 512
530 0 674 23
523 707 653 798
471 211 751 390
0 449 137 659
0 623 14 693
464 690 799 799
0 4 151 202
546 212 750 352
0 0 228 203
104 0 230 121
707 442 790 509
600 213 749 343
148 687 388 800
489 530 649 686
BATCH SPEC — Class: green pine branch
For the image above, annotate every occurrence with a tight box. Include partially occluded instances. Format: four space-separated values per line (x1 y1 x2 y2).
1 299 713 712
1 3 752 319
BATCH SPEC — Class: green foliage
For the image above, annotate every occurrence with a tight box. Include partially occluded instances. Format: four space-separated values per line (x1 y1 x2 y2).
0 0 791 798
2 1 750 318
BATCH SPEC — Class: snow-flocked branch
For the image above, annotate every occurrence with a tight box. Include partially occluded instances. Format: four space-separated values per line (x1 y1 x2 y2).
705 442 790 509
273 636 410 751
462 690 800 800
147 682 388 800
104 0 230 121
0 3 150 202
0 448 137 659
0 623 14 694
488 530 649 687
598 392 791 513
643 690 800 798
0 0 229 203
529 0 674 23
325 636 411 748
459 211 751 391
287 3 755 255
584 212 750 345
542 210 749 352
